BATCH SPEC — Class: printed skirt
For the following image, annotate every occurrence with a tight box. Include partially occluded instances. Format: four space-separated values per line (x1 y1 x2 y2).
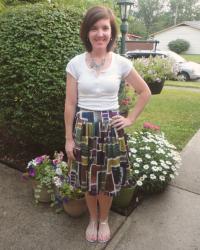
69 108 131 196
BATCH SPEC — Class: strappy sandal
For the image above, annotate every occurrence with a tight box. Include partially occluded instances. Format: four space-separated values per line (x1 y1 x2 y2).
98 219 111 243
85 220 98 243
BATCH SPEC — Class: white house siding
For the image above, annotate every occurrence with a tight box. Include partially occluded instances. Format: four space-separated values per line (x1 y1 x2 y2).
153 26 200 54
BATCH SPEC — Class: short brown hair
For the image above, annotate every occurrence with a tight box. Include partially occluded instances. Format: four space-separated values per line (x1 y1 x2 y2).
80 6 118 52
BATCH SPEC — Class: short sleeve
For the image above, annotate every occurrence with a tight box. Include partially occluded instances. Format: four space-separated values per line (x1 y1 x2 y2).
66 57 79 80
120 56 134 79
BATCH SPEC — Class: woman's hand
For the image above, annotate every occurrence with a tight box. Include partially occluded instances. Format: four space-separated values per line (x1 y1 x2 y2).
111 115 133 130
65 139 76 161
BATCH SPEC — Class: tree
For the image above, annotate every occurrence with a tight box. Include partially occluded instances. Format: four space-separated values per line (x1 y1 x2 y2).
132 0 166 36
128 16 147 38
169 0 200 25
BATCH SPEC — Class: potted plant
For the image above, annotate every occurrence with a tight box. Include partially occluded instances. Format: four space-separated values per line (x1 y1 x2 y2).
53 168 87 217
23 155 56 203
128 122 182 194
118 81 136 117
23 151 67 203
133 56 174 94
112 182 137 209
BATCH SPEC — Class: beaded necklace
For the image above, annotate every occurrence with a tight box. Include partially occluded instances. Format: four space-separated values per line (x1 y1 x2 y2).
90 56 106 71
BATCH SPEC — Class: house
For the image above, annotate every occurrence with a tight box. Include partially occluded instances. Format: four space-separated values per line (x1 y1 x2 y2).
151 21 200 54
125 33 158 51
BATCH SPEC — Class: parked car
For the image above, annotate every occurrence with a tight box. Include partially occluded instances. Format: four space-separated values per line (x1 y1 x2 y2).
126 50 200 81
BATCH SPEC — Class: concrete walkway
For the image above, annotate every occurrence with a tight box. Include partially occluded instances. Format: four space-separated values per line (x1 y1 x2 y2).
164 85 200 92
1 130 200 250
105 129 200 250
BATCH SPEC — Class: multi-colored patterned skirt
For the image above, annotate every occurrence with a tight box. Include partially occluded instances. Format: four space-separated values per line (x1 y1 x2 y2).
69 108 131 196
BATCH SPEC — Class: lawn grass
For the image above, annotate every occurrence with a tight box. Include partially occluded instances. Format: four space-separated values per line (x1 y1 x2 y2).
126 88 200 151
181 54 200 63
165 80 200 89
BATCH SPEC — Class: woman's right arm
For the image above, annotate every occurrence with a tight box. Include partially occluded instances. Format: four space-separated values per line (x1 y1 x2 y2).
64 73 78 160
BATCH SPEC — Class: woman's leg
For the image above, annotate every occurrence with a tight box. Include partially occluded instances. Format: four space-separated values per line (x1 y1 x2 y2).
85 192 98 242
97 192 113 242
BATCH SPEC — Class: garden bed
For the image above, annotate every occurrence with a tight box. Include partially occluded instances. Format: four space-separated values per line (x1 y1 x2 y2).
0 125 65 172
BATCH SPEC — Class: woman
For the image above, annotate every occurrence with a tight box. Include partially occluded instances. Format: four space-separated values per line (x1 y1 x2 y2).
64 6 151 243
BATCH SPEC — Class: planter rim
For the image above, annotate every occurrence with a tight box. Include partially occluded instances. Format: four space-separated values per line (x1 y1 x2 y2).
62 196 85 203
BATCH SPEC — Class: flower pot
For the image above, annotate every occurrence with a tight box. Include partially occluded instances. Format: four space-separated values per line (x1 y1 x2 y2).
112 186 136 208
63 197 87 217
120 110 128 118
31 180 53 203
147 79 165 95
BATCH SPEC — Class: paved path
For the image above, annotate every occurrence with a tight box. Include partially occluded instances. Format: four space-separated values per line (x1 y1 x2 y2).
164 85 200 92
1 130 200 250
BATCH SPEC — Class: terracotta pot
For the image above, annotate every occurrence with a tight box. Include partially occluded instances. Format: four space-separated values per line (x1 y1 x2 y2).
63 197 87 217
112 186 136 208
31 180 53 203
147 79 165 95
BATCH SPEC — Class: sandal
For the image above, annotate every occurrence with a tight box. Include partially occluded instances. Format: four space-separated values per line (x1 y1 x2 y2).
85 220 98 243
98 219 111 243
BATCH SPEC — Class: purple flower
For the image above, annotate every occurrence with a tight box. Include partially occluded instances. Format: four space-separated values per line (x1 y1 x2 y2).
34 156 44 165
53 159 58 166
63 197 69 203
28 168 36 177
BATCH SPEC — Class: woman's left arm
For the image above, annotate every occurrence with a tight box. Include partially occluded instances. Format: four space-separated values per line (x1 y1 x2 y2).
111 68 151 130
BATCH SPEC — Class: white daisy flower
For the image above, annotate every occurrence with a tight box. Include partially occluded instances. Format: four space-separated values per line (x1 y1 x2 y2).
136 158 143 163
156 150 160 154
129 139 136 144
32 160 37 166
164 165 170 169
134 170 140 174
145 154 151 159
151 161 158 165
162 171 167 175
56 168 62 176
136 180 143 186
143 164 149 170
159 175 165 181
27 161 33 168
53 176 62 187
134 163 140 168
171 166 176 171
152 166 158 172
161 162 169 169
130 148 137 153
170 174 175 179
150 174 156 180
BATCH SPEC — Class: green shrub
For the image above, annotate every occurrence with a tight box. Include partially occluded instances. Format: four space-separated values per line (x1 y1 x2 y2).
4 0 45 6
0 3 83 151
168 39 190 54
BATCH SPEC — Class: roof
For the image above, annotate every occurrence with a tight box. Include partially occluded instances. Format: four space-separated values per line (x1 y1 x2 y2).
151 21 200 36
126 33 142 39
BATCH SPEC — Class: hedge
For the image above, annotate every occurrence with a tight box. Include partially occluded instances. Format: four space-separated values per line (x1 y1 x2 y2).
0 3 83 151
168 39 190 54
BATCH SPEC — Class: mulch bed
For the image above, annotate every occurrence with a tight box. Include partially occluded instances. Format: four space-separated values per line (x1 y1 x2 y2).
0 125 63 172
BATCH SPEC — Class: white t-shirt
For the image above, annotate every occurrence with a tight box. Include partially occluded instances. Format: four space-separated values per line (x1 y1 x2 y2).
66 52 133 111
